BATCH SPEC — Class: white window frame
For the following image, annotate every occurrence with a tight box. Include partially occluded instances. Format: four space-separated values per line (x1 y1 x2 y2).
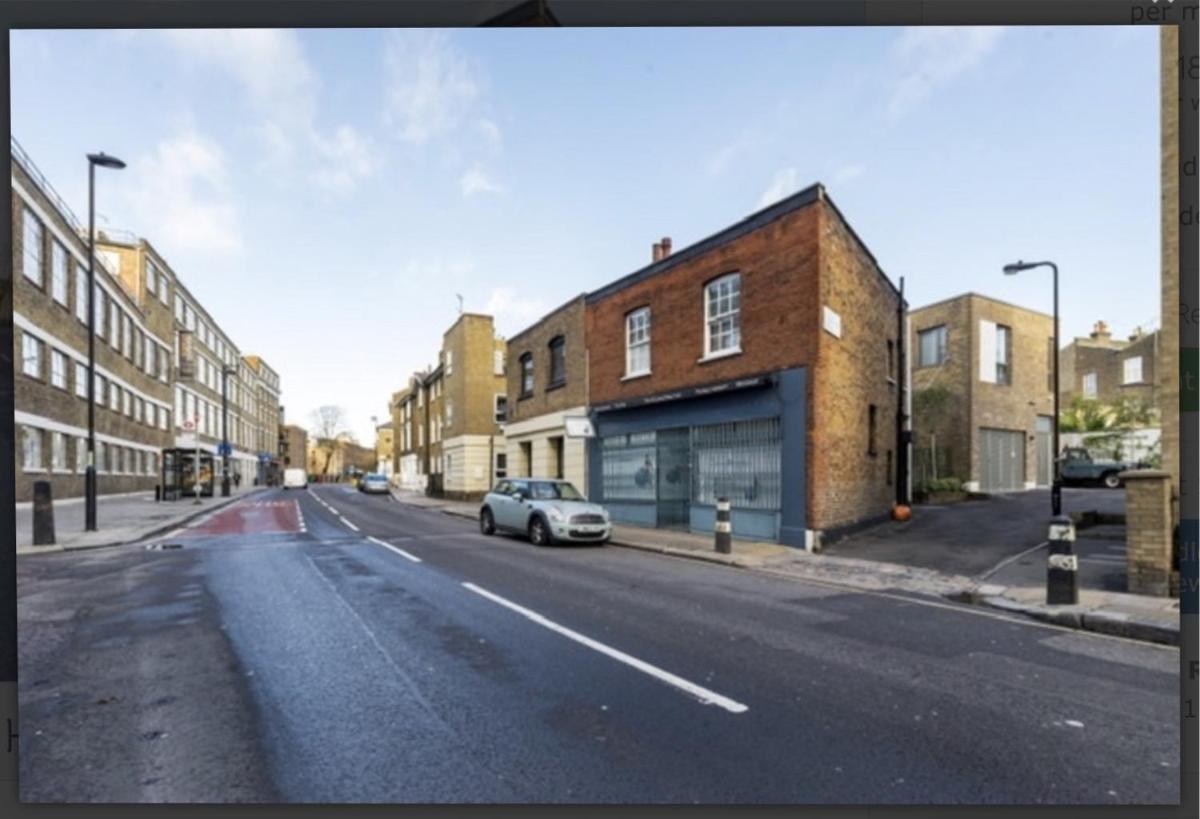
23 207 43 285
51 240 69 306
50 349 68 389
445 349 453 375
22 333 43 378
145 260 157 295
75 263 89 323
494 349 505 376
51 431 67 472
76 436 87 473
22 426 44 472
625 307 651 378
703 273 742 359
494 393 508 424
75 362 88 398
1082 372 1098 398
918 325 948 367
1123 356 1143 385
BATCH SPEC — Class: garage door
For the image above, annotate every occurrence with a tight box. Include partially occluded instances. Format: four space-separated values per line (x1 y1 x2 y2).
979 428 1025 492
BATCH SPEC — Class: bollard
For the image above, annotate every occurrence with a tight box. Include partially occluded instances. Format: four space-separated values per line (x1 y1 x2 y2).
32 481 56 546
715 497 732 554
1046 514 1078 605
155 484 162 502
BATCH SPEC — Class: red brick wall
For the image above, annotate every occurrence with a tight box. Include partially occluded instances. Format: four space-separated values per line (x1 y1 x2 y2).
586 205 822 405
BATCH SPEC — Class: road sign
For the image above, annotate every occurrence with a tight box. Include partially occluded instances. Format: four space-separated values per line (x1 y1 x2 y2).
217 442 232 457
258 452 271 463
564 416 595 438
182 419 195 431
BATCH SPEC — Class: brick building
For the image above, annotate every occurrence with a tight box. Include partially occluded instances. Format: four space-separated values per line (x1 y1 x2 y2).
373 422 394 477
909 293 1055 494
440 313 507 500
390 383 422 490
280 423 308 472
504 295 589 493
1059 321 1160 411
584 184 903 547
12 142 173 503
307 437 375 479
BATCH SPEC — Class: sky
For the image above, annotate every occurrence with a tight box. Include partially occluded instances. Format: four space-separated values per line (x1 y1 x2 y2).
11 26 1160 445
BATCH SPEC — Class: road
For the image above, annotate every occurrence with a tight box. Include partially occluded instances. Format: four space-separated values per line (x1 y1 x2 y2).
17 485 1181 803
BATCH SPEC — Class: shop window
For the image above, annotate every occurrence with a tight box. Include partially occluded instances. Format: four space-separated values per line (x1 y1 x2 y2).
691 418 781 511
600 432 657 501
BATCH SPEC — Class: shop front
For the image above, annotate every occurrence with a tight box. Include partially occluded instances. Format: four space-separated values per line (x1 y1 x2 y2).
587 367 808 547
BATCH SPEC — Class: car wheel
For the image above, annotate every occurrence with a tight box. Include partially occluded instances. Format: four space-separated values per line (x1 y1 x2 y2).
480 508 496 536
529 516 552 547
1102 472 1122 490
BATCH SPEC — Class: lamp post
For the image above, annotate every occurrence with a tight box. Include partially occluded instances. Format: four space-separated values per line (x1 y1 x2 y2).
221 365 236 497
1002 259 1061 516
84 152 125 532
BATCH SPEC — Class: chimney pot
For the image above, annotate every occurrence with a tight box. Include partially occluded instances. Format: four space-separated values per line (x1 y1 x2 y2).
660 236 672 257
652 242 663 262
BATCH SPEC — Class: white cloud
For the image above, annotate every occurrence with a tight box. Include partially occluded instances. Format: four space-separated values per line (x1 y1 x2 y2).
460 166 502 197
384 30 482 144
757 167 802 209
125 131 242 254
887 26 1006 121
162 29 378 192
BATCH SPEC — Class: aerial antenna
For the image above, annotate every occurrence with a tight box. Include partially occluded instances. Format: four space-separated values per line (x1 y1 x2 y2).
456 293 464 314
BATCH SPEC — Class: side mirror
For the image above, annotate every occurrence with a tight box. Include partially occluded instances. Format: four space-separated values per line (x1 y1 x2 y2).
512 491 525 503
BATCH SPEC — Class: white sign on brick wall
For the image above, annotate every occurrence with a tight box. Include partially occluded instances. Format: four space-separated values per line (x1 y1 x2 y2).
822 305 842 338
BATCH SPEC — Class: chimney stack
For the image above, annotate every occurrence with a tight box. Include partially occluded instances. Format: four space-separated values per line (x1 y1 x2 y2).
660 236 672 258
652 241 663 262
1090 320 1111 341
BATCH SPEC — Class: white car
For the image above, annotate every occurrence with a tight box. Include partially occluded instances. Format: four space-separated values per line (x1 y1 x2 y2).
479 479 611 546
282 468 308 490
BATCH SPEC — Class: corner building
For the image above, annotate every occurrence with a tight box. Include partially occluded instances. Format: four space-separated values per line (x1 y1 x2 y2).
584 184 903 548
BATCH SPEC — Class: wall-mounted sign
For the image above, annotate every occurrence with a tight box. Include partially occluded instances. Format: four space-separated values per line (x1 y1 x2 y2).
564 416 595 438
823 305 842 338
592 374 772 414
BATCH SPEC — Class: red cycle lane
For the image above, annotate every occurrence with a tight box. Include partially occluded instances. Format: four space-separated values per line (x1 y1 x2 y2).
183 499 305 537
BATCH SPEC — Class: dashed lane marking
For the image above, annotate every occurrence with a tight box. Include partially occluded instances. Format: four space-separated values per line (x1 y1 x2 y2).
340 516 360 532
462 581 749 715
366 536 422 563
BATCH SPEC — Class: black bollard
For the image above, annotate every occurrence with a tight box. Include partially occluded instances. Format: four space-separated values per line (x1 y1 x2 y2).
32 481 56 546
715 497 732 554
155 484 162 502
1046 515 1078 605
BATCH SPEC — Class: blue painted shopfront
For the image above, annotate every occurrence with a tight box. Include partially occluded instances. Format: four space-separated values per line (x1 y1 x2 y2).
587 367 808 547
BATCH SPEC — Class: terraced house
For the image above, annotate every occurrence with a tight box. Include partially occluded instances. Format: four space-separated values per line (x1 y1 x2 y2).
584 184 904 549
12 140 173 503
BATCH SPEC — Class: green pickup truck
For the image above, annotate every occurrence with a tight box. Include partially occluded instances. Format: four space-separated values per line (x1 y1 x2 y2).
1059 447 1140 489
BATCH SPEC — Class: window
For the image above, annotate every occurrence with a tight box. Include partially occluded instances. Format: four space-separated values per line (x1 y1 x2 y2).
76 437 87 473
97 442 107 474
1123 356 1143 385
158 271 170 304
22 333 43 378
548 336 566 387
75 362 88 398
601 432 658 500
887 340 895 382
494 453 508 480
1082 372 1098 398
51 432 67 472
75 263 89 323
22 427 43 472
994 325 1012 385
445 400 453 426
445 349 453 375
110 382 120 411
868 404 878 456
494 394 508 424
918 325 948 367
704 273 741 356
96 289 107 337
23 208 44 285
145 260 157 295
50 349 68 389
494 349 505 376
519 353 534 396
161 408 170 431
123 389 133 417
51 241 69 305
691 418 782 511
623 306 653 377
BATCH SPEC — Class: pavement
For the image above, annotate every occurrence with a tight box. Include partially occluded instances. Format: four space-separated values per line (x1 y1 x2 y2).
388 488 1178 645
16 484 269 555
17 485 1181 802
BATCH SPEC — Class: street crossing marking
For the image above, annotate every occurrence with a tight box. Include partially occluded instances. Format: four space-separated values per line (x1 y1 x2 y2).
461 582 749 715
367 536 422 563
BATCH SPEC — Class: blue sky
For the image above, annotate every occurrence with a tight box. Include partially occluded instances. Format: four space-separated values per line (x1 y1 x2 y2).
11 26 1159 444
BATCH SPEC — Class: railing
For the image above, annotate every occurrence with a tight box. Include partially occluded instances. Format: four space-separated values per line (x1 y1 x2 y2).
11 135 85 233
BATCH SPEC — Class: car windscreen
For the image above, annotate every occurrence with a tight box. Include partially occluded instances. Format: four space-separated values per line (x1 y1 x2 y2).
529 481 584 501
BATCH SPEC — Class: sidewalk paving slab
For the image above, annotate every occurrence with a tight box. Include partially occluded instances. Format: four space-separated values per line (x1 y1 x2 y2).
386 489 1179 646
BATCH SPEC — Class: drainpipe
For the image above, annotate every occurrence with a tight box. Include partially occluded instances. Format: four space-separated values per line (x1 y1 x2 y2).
896 276 910 505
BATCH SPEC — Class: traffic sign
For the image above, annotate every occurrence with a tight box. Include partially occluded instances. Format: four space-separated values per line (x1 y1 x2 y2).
182 419 195 431
217 442 232 457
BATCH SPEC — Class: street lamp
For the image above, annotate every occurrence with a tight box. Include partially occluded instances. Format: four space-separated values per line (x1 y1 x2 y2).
84 151 125 532
1002 259 1061 516
221 365 236 497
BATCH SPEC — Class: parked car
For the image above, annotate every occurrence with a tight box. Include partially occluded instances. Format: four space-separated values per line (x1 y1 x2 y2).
480 479 611 546
358 473 390 494
282 468 308 490
1059 447 1140 489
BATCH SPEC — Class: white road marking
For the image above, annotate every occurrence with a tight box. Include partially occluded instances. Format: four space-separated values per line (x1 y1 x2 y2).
462 581 749 714
367 536 422 563
161 528 185 540
295 501 307 533
339 516 360 532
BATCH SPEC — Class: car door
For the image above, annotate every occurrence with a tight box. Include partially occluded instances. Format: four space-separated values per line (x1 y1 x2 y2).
505 480 532 531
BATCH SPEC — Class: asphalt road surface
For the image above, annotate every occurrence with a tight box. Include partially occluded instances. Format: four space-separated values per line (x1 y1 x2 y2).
17 485 1181 804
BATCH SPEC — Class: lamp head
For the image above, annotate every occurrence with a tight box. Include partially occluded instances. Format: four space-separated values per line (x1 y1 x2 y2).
87 152 126 170
1003 260 1035 276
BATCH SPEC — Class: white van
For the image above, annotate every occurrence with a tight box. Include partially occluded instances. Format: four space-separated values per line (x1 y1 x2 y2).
283 468 308 490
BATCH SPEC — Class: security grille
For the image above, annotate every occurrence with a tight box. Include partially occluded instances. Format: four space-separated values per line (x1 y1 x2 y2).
600 431 657 500
690 418 781 511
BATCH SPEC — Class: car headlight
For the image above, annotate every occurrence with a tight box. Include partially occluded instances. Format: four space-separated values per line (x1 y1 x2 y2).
546 508 565 522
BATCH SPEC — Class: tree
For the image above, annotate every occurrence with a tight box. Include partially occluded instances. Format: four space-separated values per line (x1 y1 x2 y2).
309 406 354 477
1058 397 1117 433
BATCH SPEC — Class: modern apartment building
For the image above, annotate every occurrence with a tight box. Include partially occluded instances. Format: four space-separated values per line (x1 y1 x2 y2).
440 313 507 500
909 293 1055 493
584 185 904 548
1059 321 1160 410
504 294 589 493
12 139 285 503
12 141 173 503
